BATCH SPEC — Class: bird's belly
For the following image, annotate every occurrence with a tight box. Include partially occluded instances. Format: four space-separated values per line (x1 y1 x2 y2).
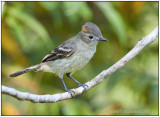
52 55 90 75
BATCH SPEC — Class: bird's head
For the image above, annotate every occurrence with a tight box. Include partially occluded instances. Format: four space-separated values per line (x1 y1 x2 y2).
79 22 108 46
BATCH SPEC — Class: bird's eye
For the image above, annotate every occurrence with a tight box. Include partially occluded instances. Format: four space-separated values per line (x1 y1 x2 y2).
89 36 93 39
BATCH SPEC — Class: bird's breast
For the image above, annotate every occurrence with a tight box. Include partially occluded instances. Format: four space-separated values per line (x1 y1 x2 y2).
76 46 96 60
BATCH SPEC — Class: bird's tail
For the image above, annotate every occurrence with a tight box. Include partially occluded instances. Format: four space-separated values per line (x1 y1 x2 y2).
8 64 41 78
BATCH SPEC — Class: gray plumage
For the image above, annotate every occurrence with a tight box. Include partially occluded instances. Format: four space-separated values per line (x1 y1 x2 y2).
9 22 108 93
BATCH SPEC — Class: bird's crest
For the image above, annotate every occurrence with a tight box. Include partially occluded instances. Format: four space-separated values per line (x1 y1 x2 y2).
82 22 102 37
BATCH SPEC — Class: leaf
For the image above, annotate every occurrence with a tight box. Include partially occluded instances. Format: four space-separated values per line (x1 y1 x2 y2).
63 2 93 23
95 2 126 45
7 7 54 50
2 24 27 66
5 16 29 49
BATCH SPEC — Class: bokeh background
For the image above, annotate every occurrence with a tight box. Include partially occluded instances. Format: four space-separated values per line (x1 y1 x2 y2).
2 1 158 115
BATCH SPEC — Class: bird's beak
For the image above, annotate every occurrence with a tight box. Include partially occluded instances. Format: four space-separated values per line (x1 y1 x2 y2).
98 37 108 42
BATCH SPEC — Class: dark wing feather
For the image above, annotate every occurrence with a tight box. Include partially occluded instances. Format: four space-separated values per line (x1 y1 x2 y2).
42 42 76 62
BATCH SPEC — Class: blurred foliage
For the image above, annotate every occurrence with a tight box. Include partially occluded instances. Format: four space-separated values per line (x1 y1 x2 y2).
2 1 158 115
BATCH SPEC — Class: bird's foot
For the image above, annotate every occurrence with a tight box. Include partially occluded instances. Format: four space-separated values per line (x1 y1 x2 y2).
65 89 75 97
78 83 88 92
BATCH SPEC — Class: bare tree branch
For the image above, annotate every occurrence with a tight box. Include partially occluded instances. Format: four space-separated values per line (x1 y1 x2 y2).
2 26 158 103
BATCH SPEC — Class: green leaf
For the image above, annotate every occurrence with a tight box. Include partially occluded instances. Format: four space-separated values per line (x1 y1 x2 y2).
96 2 126 45
7 7 54 50
63 2 93 23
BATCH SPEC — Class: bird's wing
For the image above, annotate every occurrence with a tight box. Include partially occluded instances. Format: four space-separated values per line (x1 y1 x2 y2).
42 41 76 62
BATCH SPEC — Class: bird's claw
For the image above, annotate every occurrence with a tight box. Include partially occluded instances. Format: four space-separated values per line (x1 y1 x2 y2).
65 89 75 97
78 83 88 92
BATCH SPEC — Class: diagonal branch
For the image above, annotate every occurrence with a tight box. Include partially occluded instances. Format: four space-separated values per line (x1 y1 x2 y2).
2 26 158 103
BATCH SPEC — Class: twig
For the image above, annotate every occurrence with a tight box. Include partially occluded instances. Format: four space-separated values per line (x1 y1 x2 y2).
2 26 158 103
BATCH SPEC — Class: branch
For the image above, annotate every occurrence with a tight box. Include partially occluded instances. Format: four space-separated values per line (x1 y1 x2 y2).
2 26 158 103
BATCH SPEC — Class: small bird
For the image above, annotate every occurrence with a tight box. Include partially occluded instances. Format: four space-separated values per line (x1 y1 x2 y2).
9 22 108 94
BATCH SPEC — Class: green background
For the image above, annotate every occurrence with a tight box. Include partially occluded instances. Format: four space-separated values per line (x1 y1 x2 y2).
2 1 158 115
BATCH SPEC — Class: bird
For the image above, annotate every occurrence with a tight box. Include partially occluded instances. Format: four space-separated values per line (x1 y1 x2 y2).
9 22 108 95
